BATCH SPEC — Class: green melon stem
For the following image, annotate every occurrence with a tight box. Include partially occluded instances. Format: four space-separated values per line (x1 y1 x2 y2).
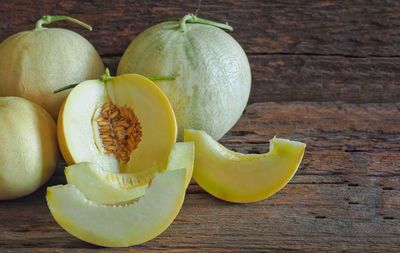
99 68 112 83
179 13 233 32
53 83 79 94
53 68 175 94
35 15 92 31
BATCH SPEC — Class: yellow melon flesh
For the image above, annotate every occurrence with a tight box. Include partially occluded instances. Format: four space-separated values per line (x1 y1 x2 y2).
58 74 177 176
65 142 194 204
47 169 186 247
164 142 194 187
184 129 306 203
65 162 147 205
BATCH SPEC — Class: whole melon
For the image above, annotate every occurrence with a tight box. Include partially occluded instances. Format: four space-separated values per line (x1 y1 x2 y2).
0 15 104 118
118 14 251 140
0 97 58 200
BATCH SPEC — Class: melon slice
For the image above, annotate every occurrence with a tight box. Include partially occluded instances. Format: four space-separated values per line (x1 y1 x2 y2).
65 142 194 204
184 129 306 203
164 142 194 187
57 72 177 177
46 169 186 247
65 162 147 205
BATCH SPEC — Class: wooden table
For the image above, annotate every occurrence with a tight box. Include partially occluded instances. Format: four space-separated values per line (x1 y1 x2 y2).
1 1 399 252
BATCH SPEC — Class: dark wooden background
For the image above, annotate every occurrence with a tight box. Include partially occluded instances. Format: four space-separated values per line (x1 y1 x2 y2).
0 1 399 252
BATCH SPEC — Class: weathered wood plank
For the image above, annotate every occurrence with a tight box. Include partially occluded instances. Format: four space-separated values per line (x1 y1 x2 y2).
1 102 399 252
1 179 399 252
53 102 400 180
1 0 400 56
2 1 400 103
0 0 400 251
104 54 400 103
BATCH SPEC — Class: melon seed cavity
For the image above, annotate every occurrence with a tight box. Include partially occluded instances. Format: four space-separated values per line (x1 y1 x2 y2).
96 102 142 164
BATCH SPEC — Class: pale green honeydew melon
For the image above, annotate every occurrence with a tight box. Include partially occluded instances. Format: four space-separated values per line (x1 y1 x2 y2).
118 14 251 140
0 15 104 118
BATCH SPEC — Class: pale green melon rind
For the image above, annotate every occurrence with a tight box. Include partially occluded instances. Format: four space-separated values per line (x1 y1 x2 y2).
0 28 104 118
184 129 306 203
0 97 59 200
46 169 186 247
117 22 251 140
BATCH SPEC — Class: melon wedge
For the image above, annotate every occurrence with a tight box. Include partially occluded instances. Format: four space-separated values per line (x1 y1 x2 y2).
58 73 177 175
46 169 186 247
65 142 194 204
184 129 306 203
164 142 194 187
65 162 147 205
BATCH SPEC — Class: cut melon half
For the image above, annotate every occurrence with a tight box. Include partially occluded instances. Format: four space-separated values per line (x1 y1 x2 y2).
57 72 177 176
184 129 306 203
65 142 194 204
47 169 186 247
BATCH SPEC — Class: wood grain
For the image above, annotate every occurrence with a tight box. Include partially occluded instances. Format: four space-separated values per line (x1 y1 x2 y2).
2 0 400 56
1 1 400 103
0 0 399 252
104 54 400 104
1 102 399 252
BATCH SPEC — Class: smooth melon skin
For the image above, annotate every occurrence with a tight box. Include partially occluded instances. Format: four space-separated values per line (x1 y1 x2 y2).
46 169 186 247
57 100 75 165
0 27 104 118
64 142 194 205
184 129 306 203
117 20 251 140
0 97 59 200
